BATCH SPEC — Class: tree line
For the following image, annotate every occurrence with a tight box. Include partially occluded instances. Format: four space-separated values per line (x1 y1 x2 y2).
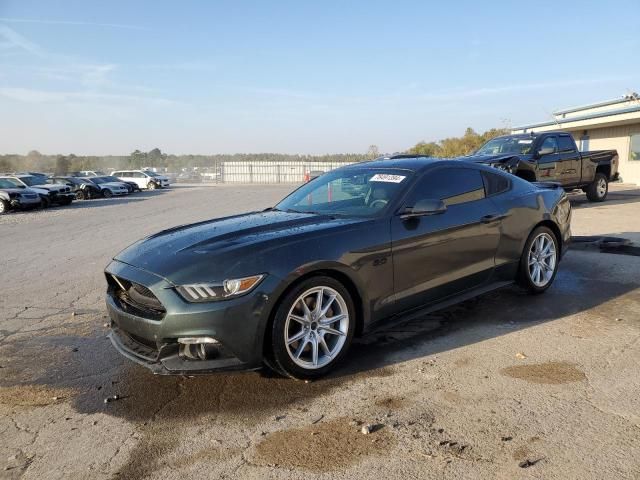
0 127 509 174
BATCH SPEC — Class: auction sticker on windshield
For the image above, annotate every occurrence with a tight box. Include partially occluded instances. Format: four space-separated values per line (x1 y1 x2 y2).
370 174 406 183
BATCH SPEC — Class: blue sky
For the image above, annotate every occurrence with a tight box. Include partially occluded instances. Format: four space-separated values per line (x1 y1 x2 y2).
1 0 639 155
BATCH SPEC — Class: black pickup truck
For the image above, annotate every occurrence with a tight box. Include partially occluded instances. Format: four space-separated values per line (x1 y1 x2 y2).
462 132 619 202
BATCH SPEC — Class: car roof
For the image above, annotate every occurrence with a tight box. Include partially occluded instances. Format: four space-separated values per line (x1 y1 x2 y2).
342 156 474 172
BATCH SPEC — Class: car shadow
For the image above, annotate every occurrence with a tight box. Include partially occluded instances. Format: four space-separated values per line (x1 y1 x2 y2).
569 187 640 209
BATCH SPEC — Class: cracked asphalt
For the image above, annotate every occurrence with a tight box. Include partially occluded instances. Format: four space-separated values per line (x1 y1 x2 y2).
1 184 639 479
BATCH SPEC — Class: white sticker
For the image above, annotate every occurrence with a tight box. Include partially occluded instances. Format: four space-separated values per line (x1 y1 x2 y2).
518 139 533 144
370 173 406 183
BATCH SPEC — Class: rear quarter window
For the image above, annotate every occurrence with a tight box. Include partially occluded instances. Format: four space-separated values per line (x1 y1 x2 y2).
481 171 511 196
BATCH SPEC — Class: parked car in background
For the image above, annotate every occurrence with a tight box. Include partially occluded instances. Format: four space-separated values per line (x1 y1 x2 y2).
110 170 170 190
83 177 129 198
0 175 75 207
176 172 203 183
77 170 107 177
105 158 571 379
100 175 141 193
0 178 41 214
465 132 619 202
49 176 102 200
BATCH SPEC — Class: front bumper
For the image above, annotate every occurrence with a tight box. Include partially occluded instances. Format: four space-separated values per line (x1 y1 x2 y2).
11 196 41 208
51 192 75 204
104 260 278 374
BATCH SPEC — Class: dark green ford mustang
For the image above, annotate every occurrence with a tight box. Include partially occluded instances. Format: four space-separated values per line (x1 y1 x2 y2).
105 157 571 379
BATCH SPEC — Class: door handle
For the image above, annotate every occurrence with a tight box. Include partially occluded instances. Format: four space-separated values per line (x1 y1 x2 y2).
480 214 505 224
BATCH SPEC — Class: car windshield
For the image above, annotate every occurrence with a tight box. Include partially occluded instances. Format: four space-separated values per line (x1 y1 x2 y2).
102 176 121 182
145 171 159 177
0 179 19 188
90 177 107 184
476 137 534 155
18 176 42 186
275 168 413 217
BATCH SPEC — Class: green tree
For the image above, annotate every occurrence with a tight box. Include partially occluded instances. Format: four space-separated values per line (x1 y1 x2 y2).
54 155 71 175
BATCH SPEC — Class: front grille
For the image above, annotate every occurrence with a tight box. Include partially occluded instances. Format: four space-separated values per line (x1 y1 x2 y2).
112 325 159 361
107 274 166 321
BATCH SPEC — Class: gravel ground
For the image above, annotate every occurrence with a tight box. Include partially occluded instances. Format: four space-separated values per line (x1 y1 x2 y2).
1 183 639 480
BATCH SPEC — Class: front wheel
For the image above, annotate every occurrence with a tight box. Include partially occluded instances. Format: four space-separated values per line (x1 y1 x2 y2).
103 189 113 198
268 276 355 380
148 181 157 190
586 173 608 202
517 226 559 294
76 190 86 200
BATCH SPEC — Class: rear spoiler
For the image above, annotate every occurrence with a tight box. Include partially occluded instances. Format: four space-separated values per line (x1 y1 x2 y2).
532 181 562 190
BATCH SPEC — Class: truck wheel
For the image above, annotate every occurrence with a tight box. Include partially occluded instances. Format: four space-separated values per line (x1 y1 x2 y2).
0 199 9 215
586 173 608 202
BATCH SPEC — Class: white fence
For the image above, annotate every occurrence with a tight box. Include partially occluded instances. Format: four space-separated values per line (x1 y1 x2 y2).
221 161 355 183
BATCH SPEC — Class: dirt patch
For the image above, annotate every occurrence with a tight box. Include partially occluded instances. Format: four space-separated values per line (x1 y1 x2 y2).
0 385 76 407
374 396 407 410
454 357 472 368
252 417 395 472
512 445 531 461
501 361 586 385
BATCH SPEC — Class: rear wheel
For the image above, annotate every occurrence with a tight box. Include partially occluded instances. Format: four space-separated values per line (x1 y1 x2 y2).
517 226 559 294
268 276 355 380
586 173 608 202
0 199 9 215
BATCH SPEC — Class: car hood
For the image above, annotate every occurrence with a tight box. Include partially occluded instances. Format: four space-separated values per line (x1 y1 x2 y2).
114 210 366 283
458 154 523 164
32 183 66 191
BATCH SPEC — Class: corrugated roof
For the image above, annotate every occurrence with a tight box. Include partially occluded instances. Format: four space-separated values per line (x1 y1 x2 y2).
513 104 640 131
552 96 632 115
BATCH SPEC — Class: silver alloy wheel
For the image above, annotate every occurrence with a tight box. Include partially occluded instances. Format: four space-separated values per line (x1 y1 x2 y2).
284 286 349 370
528 232 557 287
597 177 607 198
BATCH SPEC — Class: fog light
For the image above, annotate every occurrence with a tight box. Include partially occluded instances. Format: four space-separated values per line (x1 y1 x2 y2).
178 337 220 361
177 337 219 345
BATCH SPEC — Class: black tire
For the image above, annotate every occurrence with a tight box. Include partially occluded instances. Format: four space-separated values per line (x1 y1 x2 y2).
267 276 356 380
76 190 86 200
40 196 51 208
0 199 9 215
60 197 73 206
103 189 113 198
586 172 608 202
517 226 560 294
148 181 157 190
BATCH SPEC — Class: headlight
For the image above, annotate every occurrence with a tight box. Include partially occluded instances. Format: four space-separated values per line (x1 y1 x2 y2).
176 274 264 302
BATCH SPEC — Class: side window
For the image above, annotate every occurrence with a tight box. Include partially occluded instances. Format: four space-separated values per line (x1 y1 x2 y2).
406 168 486 207
112 171 121 177
481 171 511 197
630 134 640 161
539 136 558 153
557 136 576 153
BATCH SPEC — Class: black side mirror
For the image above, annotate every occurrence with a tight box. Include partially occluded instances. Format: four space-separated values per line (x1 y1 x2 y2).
536 146 555 158
400 198 447 218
